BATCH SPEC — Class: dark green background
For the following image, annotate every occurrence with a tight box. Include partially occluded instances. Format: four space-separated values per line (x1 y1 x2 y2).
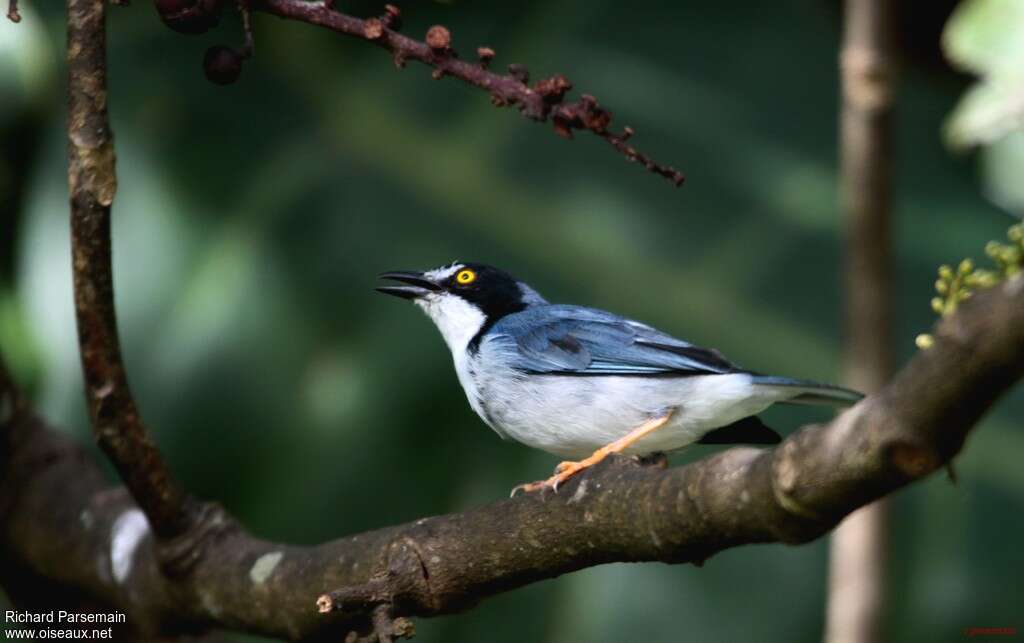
1 1 1021 641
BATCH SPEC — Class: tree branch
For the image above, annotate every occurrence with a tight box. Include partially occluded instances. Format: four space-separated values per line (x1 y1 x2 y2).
2 275 1021 640
248 0 685 187
68 0 197 541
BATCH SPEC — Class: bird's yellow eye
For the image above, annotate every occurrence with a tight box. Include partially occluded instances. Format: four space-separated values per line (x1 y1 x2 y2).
456 269 476 285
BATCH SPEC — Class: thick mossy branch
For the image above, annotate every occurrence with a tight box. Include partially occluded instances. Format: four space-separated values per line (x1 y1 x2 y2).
2 276 1021 641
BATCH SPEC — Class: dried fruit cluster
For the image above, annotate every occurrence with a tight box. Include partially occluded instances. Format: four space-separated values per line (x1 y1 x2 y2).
146 0 685 185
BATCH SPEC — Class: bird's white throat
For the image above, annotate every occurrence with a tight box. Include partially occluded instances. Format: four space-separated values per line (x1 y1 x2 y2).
415 293 487 353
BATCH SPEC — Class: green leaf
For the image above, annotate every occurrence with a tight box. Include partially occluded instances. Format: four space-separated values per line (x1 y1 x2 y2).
943 0 1024 148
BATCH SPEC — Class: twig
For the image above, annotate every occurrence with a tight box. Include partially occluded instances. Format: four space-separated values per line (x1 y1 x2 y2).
252 0 685 187
317 577 392 614
371 604 415 643
237 0 254 57
67 0 195 540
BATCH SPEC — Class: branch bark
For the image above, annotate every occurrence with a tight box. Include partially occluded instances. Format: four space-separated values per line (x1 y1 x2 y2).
829 0 896 640
2 275 1022 640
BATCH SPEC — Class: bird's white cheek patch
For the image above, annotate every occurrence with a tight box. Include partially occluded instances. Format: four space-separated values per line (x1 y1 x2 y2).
416 293 486 352
110 508 150 584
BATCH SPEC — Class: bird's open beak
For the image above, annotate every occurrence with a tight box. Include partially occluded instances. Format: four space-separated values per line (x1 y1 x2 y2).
376 270 442 300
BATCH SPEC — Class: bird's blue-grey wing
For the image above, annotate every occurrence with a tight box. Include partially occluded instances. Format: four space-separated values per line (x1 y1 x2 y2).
486 305 740 376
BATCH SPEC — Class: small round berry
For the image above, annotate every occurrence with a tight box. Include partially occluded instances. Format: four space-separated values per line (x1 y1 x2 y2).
203 46 243 85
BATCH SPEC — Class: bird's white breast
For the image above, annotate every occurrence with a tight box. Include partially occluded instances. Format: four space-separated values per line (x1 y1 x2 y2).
415 295 791 459
470 338 788 458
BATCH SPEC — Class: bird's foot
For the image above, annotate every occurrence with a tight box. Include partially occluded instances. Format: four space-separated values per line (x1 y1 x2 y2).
509 411 675 497
554 460 576 475
509 479 550 497
509 459 592 497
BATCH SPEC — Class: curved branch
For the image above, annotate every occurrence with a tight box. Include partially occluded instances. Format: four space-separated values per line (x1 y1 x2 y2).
2 275 1021 640
68 0 196 540
251 0 685 187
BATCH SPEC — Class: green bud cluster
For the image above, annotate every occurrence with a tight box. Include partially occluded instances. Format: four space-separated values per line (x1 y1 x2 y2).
930 258 977 317
916 223 1023 350
984 222 1023 279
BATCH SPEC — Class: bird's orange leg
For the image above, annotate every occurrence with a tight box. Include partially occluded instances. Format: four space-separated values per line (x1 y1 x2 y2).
511 409 675 496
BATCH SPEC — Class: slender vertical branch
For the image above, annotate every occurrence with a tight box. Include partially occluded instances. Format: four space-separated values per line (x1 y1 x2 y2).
828 0 896 641
67 0 195 540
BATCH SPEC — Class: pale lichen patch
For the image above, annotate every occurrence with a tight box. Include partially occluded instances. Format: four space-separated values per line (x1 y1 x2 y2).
568 479 588 504
199 587 223 618
648 526 662 548
250 551 284 585
110 509 149 584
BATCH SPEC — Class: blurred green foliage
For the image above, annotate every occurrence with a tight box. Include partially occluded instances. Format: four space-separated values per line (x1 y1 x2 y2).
944 0 1024 215
1 1 1022 642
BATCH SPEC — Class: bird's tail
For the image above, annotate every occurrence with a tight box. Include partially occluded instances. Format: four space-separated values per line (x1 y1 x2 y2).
750 375 864 407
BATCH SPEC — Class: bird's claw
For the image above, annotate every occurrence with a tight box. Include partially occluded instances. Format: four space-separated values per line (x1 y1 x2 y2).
510 460 587 497
509 478 561 497
509 480 549 497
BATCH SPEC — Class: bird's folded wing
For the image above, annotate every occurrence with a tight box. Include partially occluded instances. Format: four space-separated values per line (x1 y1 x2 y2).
487 305 739 376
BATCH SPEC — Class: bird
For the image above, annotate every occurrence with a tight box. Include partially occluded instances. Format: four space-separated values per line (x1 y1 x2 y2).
377 262 863 495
